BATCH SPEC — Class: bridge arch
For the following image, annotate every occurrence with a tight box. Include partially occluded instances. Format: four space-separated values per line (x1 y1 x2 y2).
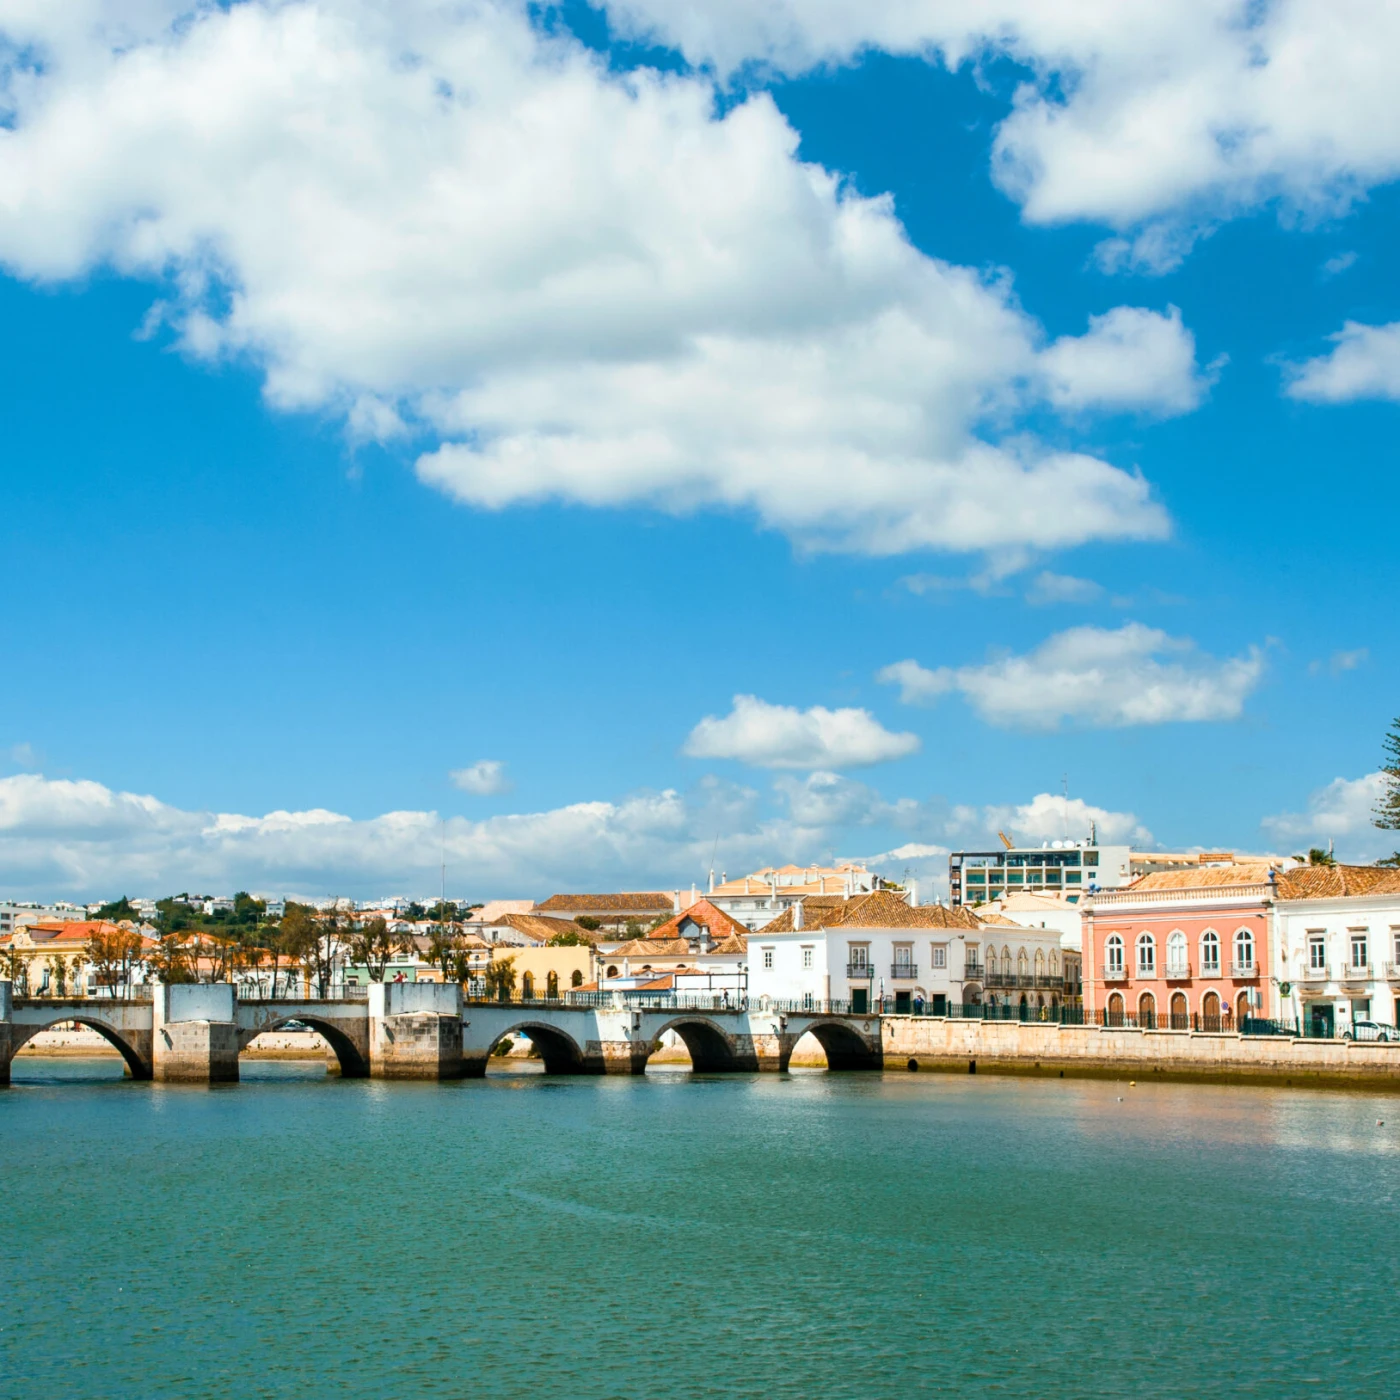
11 1014 151 1080
237 1015 369 1078
792 1018 881 1072
648 1016 740 1072
485 1021 587 1074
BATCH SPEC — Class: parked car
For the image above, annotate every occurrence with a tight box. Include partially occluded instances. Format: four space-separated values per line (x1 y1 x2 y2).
1345 1020 1398 1042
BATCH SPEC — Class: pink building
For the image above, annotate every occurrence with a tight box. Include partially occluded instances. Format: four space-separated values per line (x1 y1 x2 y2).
1084 866 1277 1029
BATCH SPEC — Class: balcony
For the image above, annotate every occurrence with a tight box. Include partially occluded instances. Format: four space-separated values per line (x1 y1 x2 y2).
845 964 872 980
1302 964 1330 982
1199 963 1222 979
1164 963 1192 981
983 971 1065 990
890 963 918 980
1102 964 1128 982
1230 962 1259 979
1339 963 1373 982
963 962 984 980
1386 963 1400 982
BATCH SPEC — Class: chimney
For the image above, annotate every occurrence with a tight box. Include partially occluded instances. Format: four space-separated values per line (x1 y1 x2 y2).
794 900 803 931
708 869 714 894
673 890 681 914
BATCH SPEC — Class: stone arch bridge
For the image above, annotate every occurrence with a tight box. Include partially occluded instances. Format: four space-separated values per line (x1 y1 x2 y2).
0 981 882 1083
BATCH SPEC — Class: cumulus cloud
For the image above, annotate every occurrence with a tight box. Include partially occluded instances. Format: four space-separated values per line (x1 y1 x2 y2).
1285 321 1400 403
878 623 1264 729
0 769 847 899
1308 648 1369 678
606 1 1400 262
1261 772 1387 851
968 792 1154 847
1038 306 1212 415
772 771 919 828
684 695 919 769
450 760 511 796
0 0 1186 556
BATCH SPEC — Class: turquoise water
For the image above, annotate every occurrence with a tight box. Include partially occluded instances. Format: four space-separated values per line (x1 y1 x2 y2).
4 1058 1400 1399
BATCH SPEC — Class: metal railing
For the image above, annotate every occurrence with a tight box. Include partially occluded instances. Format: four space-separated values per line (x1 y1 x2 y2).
1164 963 1192 980
962 962 983 979
1230 962 1258 978
845 964 872 979
1302 964 1329 981
889 963 918 979
1101 964 1128 982
1339 964 1373 981
982 972 1065 990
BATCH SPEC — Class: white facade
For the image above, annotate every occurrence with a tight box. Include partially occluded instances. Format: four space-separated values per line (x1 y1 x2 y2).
706 864 896 932
1274 893 1400 1036
0 901 88 935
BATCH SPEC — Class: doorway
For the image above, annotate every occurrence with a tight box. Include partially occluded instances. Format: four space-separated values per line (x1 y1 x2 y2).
851 988 868 1014
1309 1003 1335 1038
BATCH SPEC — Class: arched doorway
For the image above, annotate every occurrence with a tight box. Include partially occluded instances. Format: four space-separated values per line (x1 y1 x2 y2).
1170 992 1188 1029
1201 990 1221 1031
1236 990 1251 1025
546 971 559 999
1137 992 1156 1029
521 972 535 999
1106 992 1125 1027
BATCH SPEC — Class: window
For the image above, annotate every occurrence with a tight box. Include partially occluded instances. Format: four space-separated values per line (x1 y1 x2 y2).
1201 930 1221 974
546 971 559 998
1136 932 1156 976
894 945 913 969
762 948 774 970
1309 936 1326 970
1351 933 1369 969
1393 928 1400 966
1104 934 1125 974
1166 930 1187 975
849 945 869 970
801 946 813 969
931 944 947 969
570 970 584 988
1234 928 1255 971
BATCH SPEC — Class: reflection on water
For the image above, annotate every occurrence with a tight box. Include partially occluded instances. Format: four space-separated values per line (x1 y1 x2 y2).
4 1058 1400 1399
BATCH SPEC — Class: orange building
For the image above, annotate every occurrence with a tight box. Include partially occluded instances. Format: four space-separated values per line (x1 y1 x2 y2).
1084 865 1278 1029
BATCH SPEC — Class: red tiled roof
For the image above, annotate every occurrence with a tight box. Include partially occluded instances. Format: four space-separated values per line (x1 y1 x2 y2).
758 891 978 933
533 892 675 914
647 899 750 944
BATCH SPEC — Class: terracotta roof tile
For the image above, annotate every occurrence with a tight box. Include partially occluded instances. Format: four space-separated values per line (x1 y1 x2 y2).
1276 864 1400 900
758 891 978 933
534 892 675 914
647 899 750 944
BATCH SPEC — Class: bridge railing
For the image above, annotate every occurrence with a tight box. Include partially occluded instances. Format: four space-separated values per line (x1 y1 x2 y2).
463 991 751 1012
237 983 369 1002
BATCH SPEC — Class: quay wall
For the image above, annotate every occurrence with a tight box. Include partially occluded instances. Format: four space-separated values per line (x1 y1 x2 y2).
883 1016 1400 1089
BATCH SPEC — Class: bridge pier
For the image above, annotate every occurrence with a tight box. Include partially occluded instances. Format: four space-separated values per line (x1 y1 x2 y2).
369 983 465 1079
153 984 240 1083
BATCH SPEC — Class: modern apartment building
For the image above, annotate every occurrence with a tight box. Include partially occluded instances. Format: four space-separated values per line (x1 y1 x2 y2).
950 840 1244 908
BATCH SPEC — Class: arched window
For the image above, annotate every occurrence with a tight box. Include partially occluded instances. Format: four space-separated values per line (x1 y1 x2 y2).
521 972 535 999
546 971 559 999
1234 928 1255 971
1002 946 1013 975
1017 949 1029 976
571 969 584 988
1050 950 1060 976
1200 930 1221 974
606 964 618 978
1034 949 1045 977
1136 932 1156 976
1166 930 1187 976
1104 934 1125 974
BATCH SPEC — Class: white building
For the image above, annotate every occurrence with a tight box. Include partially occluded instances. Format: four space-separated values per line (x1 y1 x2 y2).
1273 866 1400 1037
0 901 89 936
706 863 898 932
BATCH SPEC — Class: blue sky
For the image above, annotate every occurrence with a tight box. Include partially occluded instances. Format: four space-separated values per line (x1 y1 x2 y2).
1 1 1397 899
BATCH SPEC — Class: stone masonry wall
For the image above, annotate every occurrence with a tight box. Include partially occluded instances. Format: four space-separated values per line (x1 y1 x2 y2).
884 1016 1400 1088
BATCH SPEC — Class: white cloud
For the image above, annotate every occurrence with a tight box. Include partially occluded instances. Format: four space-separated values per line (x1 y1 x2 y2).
7 743 40 769
606 1 1400 262
0 769 830 899
1321 250 1358 279
1025 570 1103 606
684 695 919 769
1308 648 1369 677
878 623 1264 729
1038 306 1212 415
968 792 1153 847
1285 321 1400 403
1261 772 1387 851
450 760 511 796
0 0 1184 556
772 770 919 827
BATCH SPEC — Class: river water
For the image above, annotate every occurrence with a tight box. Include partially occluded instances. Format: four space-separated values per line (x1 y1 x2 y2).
3 1057 1400 1399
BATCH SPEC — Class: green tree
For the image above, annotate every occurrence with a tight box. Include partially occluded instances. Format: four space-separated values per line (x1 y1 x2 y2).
547 929 589 947
94 895 139 923
427 924 463 979
574 916 601 931
483 955 516 1002
1377 715 1400 861
348 916 409 982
